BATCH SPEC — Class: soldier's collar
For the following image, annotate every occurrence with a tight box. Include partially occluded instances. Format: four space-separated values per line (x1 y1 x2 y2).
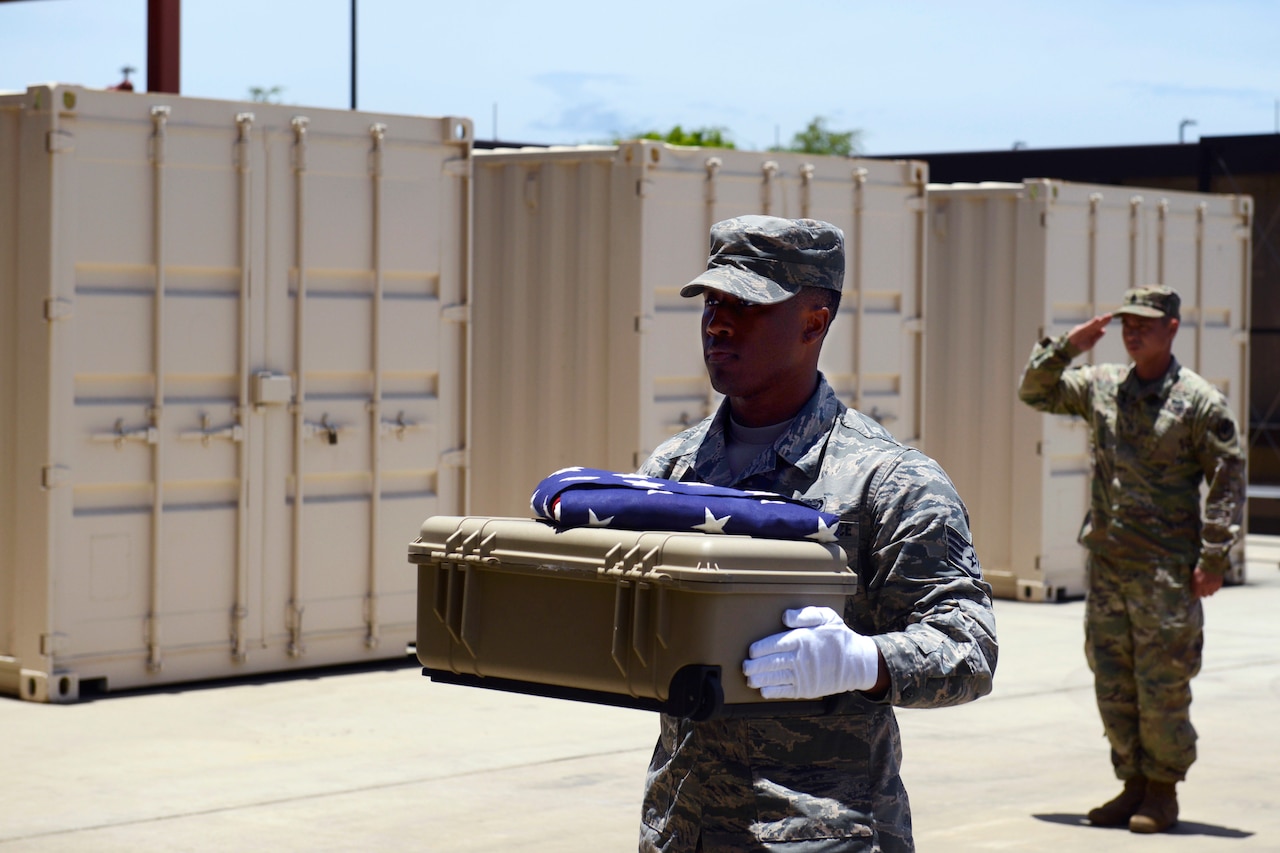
1122 355 1181 397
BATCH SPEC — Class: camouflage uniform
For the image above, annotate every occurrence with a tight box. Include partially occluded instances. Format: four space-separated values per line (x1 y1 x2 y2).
636 376 998 853
1018 334 1245 783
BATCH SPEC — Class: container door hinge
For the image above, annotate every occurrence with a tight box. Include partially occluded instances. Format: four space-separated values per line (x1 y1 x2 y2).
443 159 471 178
1036 441 1043 456
1035 555 1041 570
440 448 469 468
41 465 71 489
46 129 74 153
902 316 924 334
635 314 653 333
44 297 73 321
441 303 469 324
40 632 69 655
285 604 305 658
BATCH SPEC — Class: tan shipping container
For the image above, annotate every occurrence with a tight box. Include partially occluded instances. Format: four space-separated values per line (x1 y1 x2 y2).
469 142 927 517
924 180 1252 601
0 85 472 701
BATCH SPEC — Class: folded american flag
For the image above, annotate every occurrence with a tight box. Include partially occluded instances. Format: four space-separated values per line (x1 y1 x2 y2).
530 467 839 543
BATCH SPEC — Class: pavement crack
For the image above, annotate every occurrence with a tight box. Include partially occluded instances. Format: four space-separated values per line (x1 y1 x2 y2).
0 746 651 844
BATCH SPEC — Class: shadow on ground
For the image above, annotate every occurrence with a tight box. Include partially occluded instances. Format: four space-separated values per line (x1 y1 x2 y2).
1033 813 1253 839
57 651 423 704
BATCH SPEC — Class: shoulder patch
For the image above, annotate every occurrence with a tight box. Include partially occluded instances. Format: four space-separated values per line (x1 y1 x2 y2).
946 527 982 578
1216 417 1236 443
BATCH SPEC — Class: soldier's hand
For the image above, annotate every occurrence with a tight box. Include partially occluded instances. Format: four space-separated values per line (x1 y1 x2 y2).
1193 566 1224 598
742 606 880 699
1067 313 1114 353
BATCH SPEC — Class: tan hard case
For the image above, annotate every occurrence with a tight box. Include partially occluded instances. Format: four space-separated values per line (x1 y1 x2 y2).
409 516 860 719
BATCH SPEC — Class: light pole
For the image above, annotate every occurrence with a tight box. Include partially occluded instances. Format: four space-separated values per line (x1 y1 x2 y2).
1179 118 1197 144
350 0 357 110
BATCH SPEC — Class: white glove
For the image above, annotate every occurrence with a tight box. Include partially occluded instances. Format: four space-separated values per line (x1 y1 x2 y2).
742 606 880 699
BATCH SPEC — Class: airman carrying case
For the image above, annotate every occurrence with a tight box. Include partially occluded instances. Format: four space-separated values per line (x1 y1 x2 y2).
410 515 860 720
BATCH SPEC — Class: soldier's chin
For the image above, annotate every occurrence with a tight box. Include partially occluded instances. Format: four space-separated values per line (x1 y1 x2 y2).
706 370 737 397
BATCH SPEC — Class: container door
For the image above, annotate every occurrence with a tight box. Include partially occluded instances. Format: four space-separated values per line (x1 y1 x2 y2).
259 109 471 660
2 85 471 699
469 149 620 517
628 143 928 465
924 186 1023 590
35 91 255 677
1150 190 1253 575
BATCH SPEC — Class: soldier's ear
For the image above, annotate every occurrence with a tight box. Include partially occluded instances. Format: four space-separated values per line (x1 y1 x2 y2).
802 306 831 344
1168 317 1180 337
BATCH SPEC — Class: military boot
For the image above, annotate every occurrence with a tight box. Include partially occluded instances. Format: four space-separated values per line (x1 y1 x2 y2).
1086 777 1146 827
1129 780 1178 833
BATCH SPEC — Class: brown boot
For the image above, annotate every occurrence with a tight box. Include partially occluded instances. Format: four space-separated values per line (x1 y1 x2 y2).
1087 777 1146 827
1129 780 1178 833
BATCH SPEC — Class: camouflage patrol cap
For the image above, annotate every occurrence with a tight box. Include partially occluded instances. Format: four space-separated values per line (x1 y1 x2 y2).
1115 285 1181 320
680 215 845 304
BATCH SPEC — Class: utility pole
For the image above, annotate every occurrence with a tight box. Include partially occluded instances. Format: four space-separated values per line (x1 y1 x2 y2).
350 0 357 110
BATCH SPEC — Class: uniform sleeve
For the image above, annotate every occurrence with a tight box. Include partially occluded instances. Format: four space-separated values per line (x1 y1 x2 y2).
1192 393 1246 576
1017 333 1093 417
858 450 999 710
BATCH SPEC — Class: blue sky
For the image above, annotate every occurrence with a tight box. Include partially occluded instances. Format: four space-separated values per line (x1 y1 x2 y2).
2 0 1278 154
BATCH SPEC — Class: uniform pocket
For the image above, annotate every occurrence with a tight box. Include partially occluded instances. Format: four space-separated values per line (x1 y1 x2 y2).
745 770 881 849
743 814 879 851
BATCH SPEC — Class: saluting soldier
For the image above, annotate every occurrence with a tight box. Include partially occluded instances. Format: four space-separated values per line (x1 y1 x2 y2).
1018 285 1246 834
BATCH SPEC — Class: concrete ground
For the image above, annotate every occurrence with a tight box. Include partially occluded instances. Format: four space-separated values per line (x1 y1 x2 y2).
2 537 1278 852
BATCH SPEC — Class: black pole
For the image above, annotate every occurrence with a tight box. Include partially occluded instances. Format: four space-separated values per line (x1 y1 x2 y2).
350 0 357 110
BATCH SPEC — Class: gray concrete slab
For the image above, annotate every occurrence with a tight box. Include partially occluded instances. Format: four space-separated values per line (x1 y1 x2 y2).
2 537 1278 852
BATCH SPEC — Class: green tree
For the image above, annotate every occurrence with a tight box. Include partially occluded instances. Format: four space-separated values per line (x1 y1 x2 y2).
248 85 285 104
624 124 737 149
775 116 862 156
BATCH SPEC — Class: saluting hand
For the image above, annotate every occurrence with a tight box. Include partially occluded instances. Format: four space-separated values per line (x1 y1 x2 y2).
1067 313 1114 353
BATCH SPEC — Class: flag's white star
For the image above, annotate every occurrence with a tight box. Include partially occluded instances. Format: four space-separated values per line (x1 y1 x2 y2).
805 518 840 544
692 507 731 534
646 489 674 496
587 508 615 527
618 475 667 489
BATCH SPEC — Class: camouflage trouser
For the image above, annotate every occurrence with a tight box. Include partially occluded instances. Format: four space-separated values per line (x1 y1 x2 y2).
638 706 913 852
1084 551 1203 783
